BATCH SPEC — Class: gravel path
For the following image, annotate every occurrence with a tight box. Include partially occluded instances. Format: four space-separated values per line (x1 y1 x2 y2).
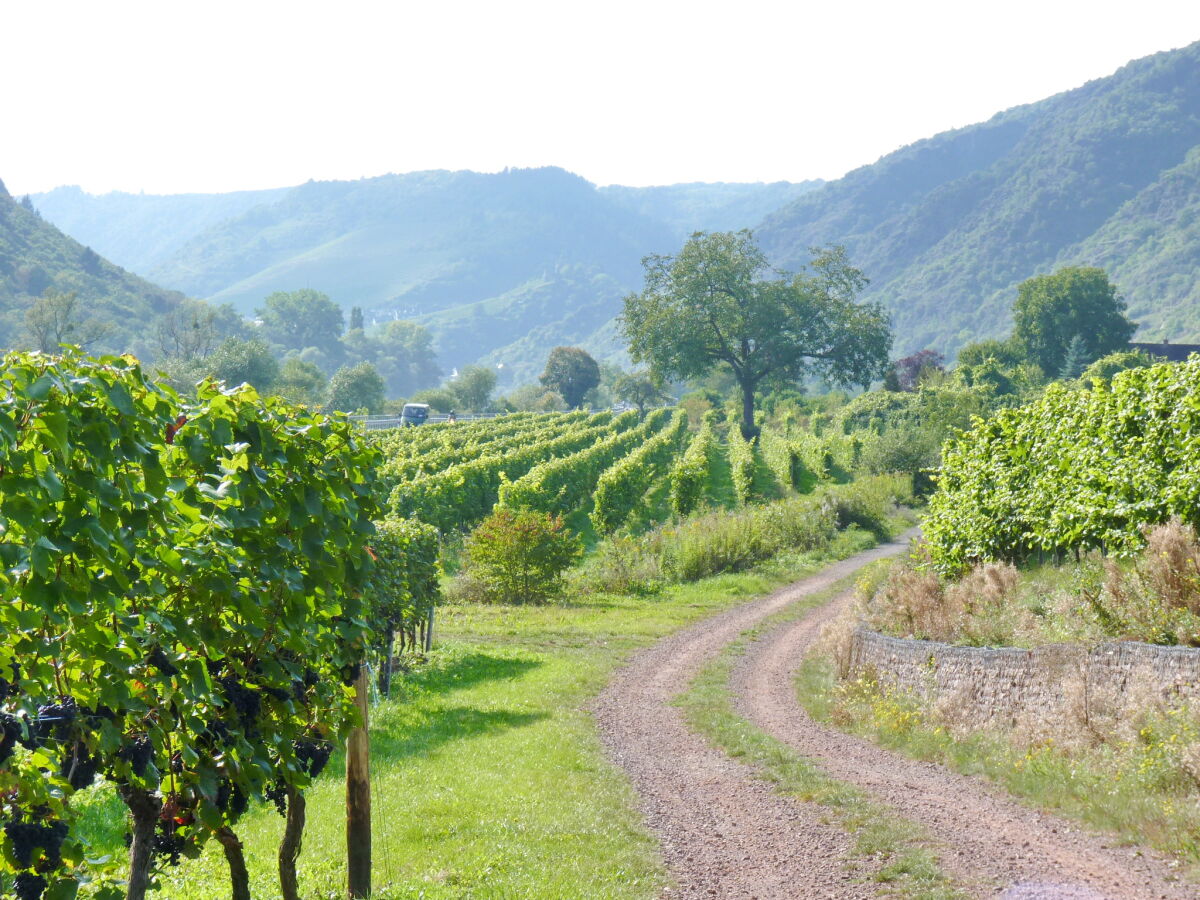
730 573 1192 899
592 537 915 898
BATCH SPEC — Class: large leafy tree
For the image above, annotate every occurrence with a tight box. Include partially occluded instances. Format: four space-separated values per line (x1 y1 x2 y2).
613 369 670 417
621 231 892 437
1011 267 1136 375
206 336 280 391
450 364 497 411
327 361 385 413
256 289 345 363
540 346 601 409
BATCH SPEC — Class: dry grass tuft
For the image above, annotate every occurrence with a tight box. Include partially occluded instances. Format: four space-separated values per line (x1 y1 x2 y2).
1141 519 1200 615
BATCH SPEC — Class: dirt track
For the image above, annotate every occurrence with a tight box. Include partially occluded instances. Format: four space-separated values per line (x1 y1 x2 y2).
593 535 1191 899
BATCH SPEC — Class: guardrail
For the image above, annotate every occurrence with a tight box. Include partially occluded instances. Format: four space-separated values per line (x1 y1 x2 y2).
348 405 648 431
347 411 511 430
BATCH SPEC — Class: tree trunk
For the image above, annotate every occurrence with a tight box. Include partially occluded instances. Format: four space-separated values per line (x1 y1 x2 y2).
376 627 394 698
279 785 306 900
739 378 759 440
346 665 372 899
120 785 162 900
424 605 434 653
216 827 251 900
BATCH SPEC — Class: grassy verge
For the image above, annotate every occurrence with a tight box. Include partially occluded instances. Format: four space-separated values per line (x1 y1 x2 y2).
82 525 897 898
676 574 966 900
797 656 1200 879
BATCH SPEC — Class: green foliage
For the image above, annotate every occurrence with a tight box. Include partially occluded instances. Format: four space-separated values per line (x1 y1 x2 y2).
503 383 567 412
670 416 718 517
621 231 892 436
205 336 280 391
388 412 631 531
463 508 582 603
499 410 665 514
24 288 111 353
726 423 756 505
0 191 188 358
256 289 345 362
665 476 911 582
925 357 1200 572
1012 267 1136 375
326 361 385 413
0 348 381 895
591 411 689 533
450 364 497 412
758 427 816 493
340 319 441 398
409 386 456 412
856 426 943 496
612 370 670 415
273 357 327 406
540 346 601 409
1081 348 1159 386
367 518 441 655
955 338 1024 369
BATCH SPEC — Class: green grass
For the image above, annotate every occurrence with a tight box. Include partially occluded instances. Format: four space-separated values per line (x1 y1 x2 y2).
796 656 1200 882
88 528 895 898
675 578 966 900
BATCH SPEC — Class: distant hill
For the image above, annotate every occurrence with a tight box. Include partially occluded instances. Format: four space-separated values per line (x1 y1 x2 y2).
599 181 822 242
0 178 185 357
35 170 816 383
758 41 1200 355
31 184 289 275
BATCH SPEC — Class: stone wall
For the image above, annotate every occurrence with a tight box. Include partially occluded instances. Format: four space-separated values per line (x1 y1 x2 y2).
845 627 1200 735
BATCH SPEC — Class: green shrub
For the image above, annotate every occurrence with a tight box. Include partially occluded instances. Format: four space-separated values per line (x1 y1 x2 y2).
463 508 582 603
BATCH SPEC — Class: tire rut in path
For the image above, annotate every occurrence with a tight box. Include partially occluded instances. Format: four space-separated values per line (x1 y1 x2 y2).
592 536 915 899
731 582 1193 899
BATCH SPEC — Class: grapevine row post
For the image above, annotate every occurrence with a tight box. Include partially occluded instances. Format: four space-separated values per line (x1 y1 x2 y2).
347 664 371 899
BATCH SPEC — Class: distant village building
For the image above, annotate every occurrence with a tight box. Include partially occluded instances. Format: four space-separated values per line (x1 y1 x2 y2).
1130 340 1200 363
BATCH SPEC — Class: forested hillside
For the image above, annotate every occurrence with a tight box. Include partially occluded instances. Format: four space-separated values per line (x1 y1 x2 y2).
31 184 289 275
759 40 1200 355
0 178 185 355
32 171 817 383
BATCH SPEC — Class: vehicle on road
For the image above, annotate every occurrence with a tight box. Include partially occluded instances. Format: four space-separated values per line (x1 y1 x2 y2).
400 403 430 426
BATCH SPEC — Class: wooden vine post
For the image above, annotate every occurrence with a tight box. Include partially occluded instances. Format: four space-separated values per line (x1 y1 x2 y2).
347 664 372 898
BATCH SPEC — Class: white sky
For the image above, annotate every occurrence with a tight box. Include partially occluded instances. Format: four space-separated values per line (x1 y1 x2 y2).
5 0 1200 196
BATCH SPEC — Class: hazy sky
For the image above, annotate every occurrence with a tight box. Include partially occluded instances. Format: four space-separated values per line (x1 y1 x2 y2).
6 0 1200 196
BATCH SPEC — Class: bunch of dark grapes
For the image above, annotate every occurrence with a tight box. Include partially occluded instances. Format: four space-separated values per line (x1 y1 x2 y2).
339 663 360 687
261 684 291 703
203 718 231 745
291 667 321 701
147 646 179 677
1 712 21 766
59 740 100 790
34 698 77 743
219 677 261 725
117 737 154 777
13 872 47 900
264 780 288 816
150 821 187 867
295 739 334 778
3 819 68 868
215 780 248 818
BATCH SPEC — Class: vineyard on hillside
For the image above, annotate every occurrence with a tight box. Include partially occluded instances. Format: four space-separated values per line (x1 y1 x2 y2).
371 408 860 541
